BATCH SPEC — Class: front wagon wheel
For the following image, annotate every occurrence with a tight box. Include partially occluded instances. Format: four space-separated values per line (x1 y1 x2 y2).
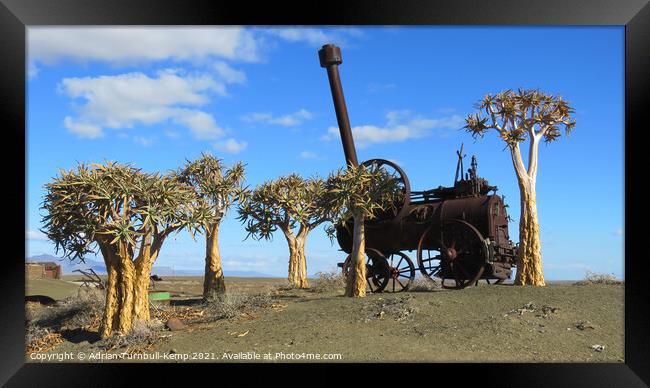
417 219 487 289
385 252 415 292
342 248 390 293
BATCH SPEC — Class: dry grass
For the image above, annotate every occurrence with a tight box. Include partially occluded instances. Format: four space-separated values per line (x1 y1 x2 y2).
275 283 300 292
26 287 105 355
26 331 64 354
96 320 168 353
31 288 105 331
408 277 439 292
26 325 52 348
573 271 623 286
204 292 276 321
150 305 207 324
311 270 346 293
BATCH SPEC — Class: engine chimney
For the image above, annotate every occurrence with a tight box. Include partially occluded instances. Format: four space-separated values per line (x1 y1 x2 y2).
319 43 359 167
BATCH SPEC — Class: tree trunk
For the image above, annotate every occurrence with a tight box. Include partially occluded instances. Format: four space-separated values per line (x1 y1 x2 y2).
99 246 119 338
286 233 304 288
509 142 545 286
514 181 545 286
295 235 309 288
203 223 226 300
98 240 154 338
115 248 136 334
345 213 366 297
133 258 153 321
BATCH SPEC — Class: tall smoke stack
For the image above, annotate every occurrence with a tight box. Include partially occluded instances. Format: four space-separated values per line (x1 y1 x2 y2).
319 43 359 168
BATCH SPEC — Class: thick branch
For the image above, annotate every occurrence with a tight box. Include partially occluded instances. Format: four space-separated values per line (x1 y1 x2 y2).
134 233 153 266
527 133 540 180
282 210 290 231
151 233 166 255
510 143 529 182
296 223 310 242
281 225 296 243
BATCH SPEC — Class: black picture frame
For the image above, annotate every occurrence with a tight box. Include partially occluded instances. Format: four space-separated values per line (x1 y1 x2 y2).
1 0 647 385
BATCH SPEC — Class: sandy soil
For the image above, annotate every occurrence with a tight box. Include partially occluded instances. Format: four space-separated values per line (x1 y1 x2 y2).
25 276 624 363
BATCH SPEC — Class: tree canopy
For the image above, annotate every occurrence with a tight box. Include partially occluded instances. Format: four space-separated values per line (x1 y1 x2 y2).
325 164 402 226
464 89 575 147
175 153 248 230
41 161 206 336
237 173 332 288
237 173 331 241
42 161 201 262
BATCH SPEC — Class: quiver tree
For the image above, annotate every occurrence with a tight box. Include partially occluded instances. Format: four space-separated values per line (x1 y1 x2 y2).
464 89 576 286
237 174 330 289
325 165 401 297
41 162 200 337
175 154 247 301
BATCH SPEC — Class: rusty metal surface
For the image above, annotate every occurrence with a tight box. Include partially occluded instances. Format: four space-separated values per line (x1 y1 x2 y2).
319 44 358 167
319 44 518 291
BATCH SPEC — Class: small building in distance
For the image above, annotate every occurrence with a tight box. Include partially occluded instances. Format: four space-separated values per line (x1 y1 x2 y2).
26 262 62 280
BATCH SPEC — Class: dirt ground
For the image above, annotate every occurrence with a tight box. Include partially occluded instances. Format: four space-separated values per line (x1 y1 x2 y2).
25 276 624 363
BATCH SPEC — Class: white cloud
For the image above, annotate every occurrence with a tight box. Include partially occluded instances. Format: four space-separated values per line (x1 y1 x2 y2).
322 110 464 147
59 70 226 139
63 117 103 138
27 27 366 89
263 27 364 47
299 151 318 159
26 230 48 241
214 138 247 154
242 109 313 126
266 28 331 46
614 229 624 236
26 26 365 89
133 136 154 147
172 110 225 140
213 61 247 84
29 27 260 65
323 125 418 146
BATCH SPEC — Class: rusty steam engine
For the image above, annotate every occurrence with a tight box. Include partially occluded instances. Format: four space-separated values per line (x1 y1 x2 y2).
318 44 518 291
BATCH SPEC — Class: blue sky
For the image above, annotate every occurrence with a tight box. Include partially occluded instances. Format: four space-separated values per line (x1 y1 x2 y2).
26 26 624 280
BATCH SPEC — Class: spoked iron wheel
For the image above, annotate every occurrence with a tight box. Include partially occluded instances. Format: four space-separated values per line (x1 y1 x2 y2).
417 244 443 279
385 252 416 292
341 248 390 293
417 219 488 289
360 159 411 224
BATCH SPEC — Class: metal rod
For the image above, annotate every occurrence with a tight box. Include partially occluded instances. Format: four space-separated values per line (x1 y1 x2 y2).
319 44 359 167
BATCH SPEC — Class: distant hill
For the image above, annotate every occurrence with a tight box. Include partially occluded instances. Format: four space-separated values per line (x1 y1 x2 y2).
27 254 107 274
27 254 275 278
